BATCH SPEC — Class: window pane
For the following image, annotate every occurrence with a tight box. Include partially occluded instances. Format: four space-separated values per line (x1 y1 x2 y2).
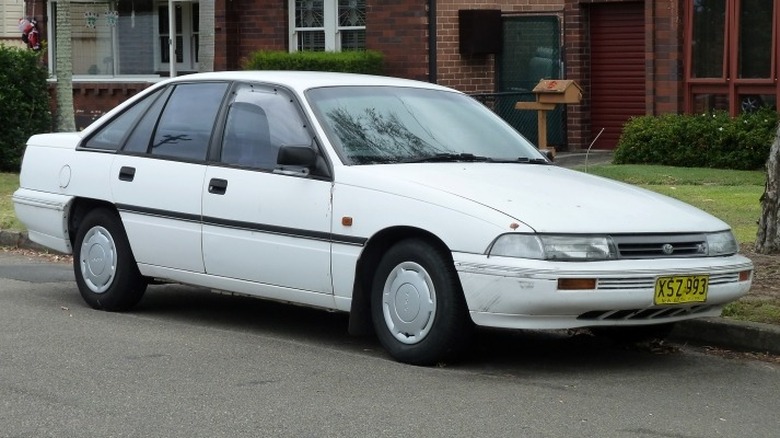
296 0 324 27
56 2 117 75
340 29 365 50
86 89 163 150
221 85 311 169
738 0 774 78
691 0 726 78
338 0 365 27
124 87 173 153
151 83 228 161
298 30 326 51
692 93 729 113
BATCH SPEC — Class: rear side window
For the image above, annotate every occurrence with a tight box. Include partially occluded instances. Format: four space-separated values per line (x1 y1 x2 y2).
83 89 163 151
149 82 229 161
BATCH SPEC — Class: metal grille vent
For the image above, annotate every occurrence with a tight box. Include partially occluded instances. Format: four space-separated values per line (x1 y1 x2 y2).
612 234 707 259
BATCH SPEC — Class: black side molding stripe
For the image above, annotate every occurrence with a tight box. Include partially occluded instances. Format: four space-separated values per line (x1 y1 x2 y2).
116 204 201 223
115 203 367 246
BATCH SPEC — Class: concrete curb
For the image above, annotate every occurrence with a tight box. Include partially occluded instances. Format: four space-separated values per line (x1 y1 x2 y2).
672 318 780 355
0 230 52 252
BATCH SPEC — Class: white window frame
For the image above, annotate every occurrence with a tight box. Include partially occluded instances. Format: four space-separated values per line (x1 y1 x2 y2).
155 0 199 73
288 0 365 52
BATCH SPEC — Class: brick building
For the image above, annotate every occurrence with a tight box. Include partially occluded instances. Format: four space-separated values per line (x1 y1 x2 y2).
22 0 780 150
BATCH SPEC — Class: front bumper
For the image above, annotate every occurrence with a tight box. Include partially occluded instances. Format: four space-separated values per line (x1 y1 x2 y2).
453 252 753 330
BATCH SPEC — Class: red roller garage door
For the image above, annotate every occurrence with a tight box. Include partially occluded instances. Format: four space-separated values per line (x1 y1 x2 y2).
589 2 645 149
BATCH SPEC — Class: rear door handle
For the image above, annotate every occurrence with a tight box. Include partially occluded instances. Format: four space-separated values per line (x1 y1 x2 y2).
118 166 136 182
208 178 228 195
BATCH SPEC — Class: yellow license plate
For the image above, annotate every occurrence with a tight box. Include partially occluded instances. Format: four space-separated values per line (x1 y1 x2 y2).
654 275 709 305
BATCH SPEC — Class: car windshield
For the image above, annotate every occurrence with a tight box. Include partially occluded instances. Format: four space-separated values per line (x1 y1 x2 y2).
306 86 544 165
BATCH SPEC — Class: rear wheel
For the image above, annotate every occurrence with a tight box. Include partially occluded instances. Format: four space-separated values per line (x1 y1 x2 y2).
73 208 147 311
371 239 473 365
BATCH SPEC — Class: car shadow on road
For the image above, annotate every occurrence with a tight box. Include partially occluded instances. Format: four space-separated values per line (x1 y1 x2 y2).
130 283 689 373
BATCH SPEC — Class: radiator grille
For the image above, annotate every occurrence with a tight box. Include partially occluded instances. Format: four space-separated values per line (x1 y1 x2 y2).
613 234 707 259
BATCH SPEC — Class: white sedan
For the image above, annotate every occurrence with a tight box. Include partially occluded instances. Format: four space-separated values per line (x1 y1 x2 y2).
13 71 752 365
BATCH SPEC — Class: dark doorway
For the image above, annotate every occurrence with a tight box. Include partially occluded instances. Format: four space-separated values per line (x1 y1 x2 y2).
497 15 564 148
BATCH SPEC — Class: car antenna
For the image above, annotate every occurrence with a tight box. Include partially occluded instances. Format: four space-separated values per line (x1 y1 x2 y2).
585 128 605 173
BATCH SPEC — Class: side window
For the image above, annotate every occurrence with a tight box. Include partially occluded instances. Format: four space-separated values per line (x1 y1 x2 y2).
84 89 163 151
150 82 229 161
123 86 173 154
220 84 311 169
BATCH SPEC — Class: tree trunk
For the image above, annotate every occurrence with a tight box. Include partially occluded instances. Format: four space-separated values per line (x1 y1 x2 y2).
756 123 780 253
198 0 215 73
55 0 76 131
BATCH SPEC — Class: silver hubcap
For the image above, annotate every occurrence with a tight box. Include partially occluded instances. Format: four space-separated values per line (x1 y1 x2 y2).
79 226 117 294
381 261 437 345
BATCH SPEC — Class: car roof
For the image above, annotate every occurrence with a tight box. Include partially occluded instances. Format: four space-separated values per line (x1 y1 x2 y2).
161 70 459 94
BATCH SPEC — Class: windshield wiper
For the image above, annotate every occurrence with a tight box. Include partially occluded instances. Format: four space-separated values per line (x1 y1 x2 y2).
514 156 551 165
401 153 551 165
401 153 492 163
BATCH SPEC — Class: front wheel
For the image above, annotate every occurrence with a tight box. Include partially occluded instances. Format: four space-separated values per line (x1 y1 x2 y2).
371 239 473 365
73 208 147 311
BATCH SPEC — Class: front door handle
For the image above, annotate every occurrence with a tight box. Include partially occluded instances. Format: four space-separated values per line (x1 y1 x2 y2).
118 166 136 182
208 178 228 195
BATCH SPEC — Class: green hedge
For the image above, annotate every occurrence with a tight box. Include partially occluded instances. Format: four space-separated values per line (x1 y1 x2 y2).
243 50 384 75
614 107 779 170
0 44 51 172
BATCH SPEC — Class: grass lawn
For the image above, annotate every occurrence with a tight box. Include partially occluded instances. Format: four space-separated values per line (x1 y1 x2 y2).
580 164 765 244
0 173 22 231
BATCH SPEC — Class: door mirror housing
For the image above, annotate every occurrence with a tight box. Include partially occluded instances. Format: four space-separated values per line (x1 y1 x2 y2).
278 145 317 167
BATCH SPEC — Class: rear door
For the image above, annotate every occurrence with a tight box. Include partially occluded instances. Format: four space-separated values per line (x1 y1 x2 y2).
110 81 229 272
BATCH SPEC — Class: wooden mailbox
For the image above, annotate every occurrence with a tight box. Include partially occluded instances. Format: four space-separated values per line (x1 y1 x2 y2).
515 80 583 152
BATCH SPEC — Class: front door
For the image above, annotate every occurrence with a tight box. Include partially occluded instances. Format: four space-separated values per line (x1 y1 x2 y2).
201 83 333 296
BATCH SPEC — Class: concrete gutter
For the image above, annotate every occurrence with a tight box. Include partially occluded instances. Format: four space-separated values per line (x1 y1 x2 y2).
2 151 779 356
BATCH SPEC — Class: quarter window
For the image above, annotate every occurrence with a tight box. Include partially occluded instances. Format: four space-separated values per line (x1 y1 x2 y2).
85 88 163 150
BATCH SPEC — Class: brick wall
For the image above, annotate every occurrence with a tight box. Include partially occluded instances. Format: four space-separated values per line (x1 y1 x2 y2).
436 1 564 93
366 0 429 81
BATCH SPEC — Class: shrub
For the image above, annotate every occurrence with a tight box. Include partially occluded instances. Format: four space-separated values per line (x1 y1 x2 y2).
243 50 384 75
614 107 779 170
0 44 51 172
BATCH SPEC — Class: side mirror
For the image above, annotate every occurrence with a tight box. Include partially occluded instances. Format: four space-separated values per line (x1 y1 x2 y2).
277 145 317 167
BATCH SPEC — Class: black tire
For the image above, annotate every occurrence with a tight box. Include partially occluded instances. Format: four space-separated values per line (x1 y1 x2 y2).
371 239 473 365
589 323 675 345
73 208 147 311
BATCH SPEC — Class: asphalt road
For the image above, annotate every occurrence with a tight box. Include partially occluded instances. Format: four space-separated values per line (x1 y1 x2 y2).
1 250 779 438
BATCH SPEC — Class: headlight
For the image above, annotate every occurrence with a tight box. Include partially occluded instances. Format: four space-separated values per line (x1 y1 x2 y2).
706 231 738 256
488 234 618 261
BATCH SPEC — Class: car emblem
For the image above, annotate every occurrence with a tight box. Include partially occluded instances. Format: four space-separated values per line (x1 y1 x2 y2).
662 244 674 255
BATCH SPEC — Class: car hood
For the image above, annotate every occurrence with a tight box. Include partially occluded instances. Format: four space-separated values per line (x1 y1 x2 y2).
343 163 729 234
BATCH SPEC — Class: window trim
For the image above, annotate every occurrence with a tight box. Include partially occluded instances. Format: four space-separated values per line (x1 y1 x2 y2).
288 0 365 52
684 0 779 115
